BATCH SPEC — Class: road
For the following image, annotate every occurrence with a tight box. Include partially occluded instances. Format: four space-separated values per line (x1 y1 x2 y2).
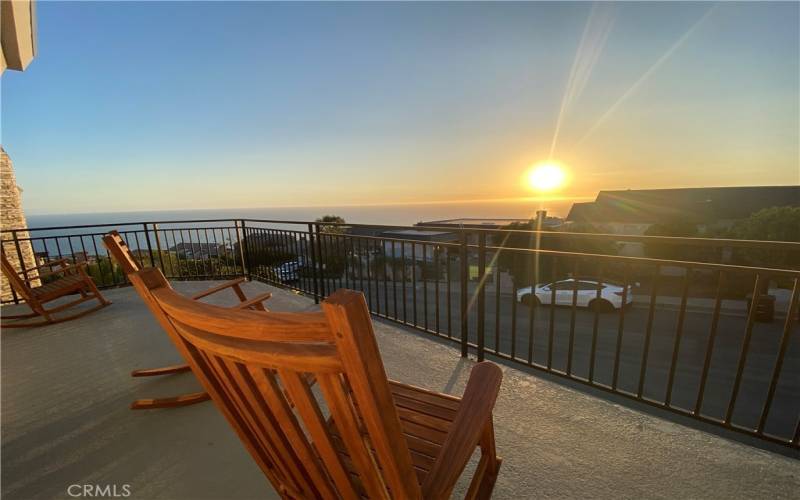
306 276 800 441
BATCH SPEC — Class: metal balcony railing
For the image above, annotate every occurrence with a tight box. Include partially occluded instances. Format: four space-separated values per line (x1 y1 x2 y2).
2 218 799 450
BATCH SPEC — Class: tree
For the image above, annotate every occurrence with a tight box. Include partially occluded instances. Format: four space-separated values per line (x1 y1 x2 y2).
86 256 125 285
494 220 616 287
729 206 800 269
557 222 617 255
315 215 347 276
643 219 700 261
315 215 346 234
731 206 800 243
494 220 539 287
238 233 297 267
554 222 618 278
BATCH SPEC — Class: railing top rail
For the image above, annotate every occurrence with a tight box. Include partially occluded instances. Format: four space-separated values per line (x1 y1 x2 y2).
243 219 800 250
3 217 798 252
6 221 148 232
305 222 800 251
4 218 241 232
479 242 800 277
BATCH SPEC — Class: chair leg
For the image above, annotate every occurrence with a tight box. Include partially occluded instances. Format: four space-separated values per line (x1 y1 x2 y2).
83 275 111 305
130 392 210 410
466 456 502 500
465 420 502 500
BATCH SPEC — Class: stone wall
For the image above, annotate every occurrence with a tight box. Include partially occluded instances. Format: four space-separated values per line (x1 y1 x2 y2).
1 146 39 301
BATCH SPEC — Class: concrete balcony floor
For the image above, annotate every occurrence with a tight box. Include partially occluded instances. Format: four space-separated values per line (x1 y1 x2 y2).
2 281 798 499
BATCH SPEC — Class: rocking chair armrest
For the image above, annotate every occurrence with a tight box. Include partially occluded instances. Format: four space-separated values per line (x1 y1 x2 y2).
190 278 247 300
18 258 70 276
26 262 87 281
421 362 503 499
53 262 90 278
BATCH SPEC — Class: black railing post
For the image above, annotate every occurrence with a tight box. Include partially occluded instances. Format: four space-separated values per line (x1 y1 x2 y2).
725 272 763 425
308 223 320 304
477 232 486 362
235 220 249 280
142 223 155 268
9 231 23 304
757 276 799 433
152 223 166 271
460 231 469 358
315 223 326 300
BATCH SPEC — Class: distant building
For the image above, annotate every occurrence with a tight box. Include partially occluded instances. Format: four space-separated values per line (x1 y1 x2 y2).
416 215 563 249
567 186 799 231
566 185 800 256
342 226 400 253
417 216 562 230
345 225 394 238
71 251 89 263
243 232 301 247
380 229 458 261
234 233 306 263
169 242 225 259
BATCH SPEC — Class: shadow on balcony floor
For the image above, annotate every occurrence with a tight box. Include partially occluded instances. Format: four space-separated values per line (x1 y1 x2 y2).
2 281 798 499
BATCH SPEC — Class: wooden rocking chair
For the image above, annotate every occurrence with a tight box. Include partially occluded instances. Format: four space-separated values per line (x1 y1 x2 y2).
102 230 273 410
131 266 503 499
1 246 111 328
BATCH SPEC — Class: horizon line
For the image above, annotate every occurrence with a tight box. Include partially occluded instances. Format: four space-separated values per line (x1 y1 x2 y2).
25 195 597 217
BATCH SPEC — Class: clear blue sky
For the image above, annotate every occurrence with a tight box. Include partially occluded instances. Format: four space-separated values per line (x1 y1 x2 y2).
2 1 798 214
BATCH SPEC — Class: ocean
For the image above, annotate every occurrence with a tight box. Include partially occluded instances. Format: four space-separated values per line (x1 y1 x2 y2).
16 199 586 256
26 199 585 230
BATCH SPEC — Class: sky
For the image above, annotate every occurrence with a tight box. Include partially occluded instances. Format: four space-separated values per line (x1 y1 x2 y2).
1 1 798 215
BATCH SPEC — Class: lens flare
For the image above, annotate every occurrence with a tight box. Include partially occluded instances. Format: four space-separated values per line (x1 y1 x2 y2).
526 163 567 192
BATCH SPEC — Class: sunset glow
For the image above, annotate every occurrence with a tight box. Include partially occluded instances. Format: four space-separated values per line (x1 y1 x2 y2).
2 2 797 214
526 163 568 192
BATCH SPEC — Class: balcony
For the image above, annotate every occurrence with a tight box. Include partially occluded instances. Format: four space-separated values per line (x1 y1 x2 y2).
1 219 798 498
2 280 798 499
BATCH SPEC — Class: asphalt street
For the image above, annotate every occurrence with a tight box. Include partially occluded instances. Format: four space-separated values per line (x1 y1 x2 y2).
306 276 800 442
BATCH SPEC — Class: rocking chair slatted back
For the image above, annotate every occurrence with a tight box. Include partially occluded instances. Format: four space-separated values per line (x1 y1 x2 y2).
102 230 142 275
0 245 35 303
129 267 423 499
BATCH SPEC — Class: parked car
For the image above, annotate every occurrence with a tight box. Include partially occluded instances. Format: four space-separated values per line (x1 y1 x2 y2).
275 260 302 283
516 278 633 312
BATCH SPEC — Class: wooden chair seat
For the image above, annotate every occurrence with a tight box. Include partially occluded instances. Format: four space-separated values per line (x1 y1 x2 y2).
32 273 86 299
330 380 462 494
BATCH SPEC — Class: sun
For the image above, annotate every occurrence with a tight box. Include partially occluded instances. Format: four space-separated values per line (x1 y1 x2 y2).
525 162 568 192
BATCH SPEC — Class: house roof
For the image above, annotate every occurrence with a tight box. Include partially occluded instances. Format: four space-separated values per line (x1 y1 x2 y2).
345 225 396 237
418 217 563 229
418 218 530 227
380 229 458 242
566 186 800 224
169 242 223 254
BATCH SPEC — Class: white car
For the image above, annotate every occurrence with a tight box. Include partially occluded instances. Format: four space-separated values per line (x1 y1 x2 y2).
516 278 633 312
